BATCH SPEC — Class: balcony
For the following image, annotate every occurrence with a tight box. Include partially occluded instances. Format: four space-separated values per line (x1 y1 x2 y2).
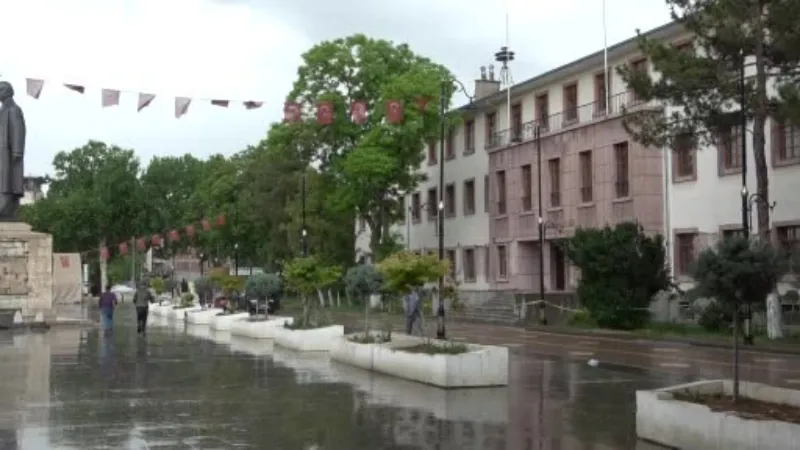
486 91 659 151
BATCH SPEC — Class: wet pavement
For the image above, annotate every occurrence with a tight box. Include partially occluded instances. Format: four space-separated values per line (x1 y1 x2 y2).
0 304 722 449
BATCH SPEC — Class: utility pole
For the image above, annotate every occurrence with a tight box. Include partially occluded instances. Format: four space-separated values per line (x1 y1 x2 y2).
536 125 546 324
436 80 447 340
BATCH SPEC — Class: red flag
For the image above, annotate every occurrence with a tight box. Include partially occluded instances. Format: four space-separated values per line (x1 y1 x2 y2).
151 234 162 247
215 214 226 227
100 246 109 262
169 229 180 242
64 84 85 94
316 101 333 125
60 256 70 268
211 99 229 107
244 101 263 110
185 224 196 238
102 89 120 107
386 100 404 124
350 100 367 125
26 78 44 99
138 93 156 112
283 102 301 122
201 219 211 232
119 242 129 256
175 97 191 118
136 238 147 252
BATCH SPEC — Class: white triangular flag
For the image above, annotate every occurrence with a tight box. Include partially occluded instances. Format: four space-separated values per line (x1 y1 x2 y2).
137 93 155 112
26 78 44 99
175 97 191 118
102 89 120 107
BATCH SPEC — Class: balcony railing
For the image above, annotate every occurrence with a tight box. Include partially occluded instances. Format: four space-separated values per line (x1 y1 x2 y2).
486 91 658 151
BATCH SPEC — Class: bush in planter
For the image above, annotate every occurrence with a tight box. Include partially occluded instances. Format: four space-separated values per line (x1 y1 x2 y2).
245 272 282 317
345 264 383 335
283 256 342 329
164 278 178 296
194 276 213 306
150 277 165 296
176 292 195 308
377 251 448 296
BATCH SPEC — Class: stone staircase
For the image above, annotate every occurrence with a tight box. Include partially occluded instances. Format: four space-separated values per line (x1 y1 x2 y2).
454 294 521 326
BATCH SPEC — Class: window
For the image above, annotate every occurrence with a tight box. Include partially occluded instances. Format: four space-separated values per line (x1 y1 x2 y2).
550 243 566 291
411 192 421 222
673 133 696 181
549 158 561 207
521 164 532 211
675 233 697 276
629 58 648 102
484 175 490 212
496 170 507 215
563 83 578 123
718 124 742 173
484 246 491 280
674 40 693 53
464 119 476 154
594 72 607 115
579 150 593 203
446 249 456 279
427 187 437 221
614 142 630 198
445 183 456 218
721 228 745 241
497 245 508 279
445 130 455 159
427 139 437 165
777 225 800 272
485 111 497 148
399 196 406 222
511 103 523 141
463 179 476 215
463 248 476 282
536 94 549 131
772 117 800 165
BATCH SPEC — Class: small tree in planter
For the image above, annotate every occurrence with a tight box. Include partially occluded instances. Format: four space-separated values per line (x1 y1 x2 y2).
344 264 384 339
283 256 342 329
176 292 195 309
150 277 165 305
245 272 282 320
378 251 448 325
690 236 787 401
164 278 178 298
194 276 213 308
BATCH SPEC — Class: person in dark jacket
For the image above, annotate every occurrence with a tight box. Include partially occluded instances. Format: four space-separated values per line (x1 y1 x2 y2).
98 285 118 333
132 283 154 335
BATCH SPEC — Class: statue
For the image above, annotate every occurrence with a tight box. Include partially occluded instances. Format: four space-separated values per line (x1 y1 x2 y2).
0 81 26 221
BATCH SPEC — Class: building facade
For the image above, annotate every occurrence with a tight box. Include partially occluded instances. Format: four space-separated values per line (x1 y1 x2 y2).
21 176 47 205
356 21 800 309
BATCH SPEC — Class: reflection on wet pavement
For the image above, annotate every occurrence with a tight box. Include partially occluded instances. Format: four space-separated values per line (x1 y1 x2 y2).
0 305 676 449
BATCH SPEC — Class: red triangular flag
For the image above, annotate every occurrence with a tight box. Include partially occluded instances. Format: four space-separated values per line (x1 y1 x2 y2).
169 229 180 242
386 100 404 124
138 93 155 112
175 97 191 118
211 99 229 107
102 89 120 107
283 102 301 122
415 96 429 111
185 224 196 238
100 246 109 262
64 84 85 94
201 219 211 232
351 100 368 125
118 242 129 256
26 79 44 99
215 214 226 227
151 234 162 247
316 101 333 125
244 101 263 110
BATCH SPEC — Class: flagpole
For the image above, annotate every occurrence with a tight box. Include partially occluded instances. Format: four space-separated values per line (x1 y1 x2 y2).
603 0 610 110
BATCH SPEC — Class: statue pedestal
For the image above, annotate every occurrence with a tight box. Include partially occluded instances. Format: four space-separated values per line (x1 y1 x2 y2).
0 222 52 326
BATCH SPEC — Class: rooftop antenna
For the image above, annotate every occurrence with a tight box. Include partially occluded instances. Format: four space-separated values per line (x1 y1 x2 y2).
495 12 515 142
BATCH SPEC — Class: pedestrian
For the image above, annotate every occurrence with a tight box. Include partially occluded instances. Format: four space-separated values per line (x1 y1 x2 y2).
133 281 154 335
403 287 422 335
180 278 188 294
98 285 117 333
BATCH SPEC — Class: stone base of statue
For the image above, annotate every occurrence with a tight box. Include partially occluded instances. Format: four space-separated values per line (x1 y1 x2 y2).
0 222 53 328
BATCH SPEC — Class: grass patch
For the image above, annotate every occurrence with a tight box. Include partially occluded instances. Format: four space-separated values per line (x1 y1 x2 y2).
398 341 469 355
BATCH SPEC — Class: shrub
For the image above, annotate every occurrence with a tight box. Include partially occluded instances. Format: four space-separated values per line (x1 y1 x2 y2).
697 300 733 333
377 251 448 295
245 272 282 300
150 277 165 295
283 256 342 329
567 308 597 328
179 292 194 307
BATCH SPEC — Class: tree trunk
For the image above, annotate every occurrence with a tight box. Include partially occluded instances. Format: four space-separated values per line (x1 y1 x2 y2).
317 289 325 307
767 291 783 339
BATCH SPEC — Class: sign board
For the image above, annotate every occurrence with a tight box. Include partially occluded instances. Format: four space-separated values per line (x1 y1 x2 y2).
0 256 28 295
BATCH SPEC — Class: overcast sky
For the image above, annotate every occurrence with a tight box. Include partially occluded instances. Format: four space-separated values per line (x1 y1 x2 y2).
0 0 670 177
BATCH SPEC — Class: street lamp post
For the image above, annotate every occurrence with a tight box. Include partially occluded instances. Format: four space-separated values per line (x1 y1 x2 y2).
535 125 547 325
301 174 308 257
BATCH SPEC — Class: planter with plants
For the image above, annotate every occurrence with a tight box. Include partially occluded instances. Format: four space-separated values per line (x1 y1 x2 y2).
229 335 275 357
186 307 224 325
271 256 345 351
230 315 295 339
165 293 201 321
208 310 251 331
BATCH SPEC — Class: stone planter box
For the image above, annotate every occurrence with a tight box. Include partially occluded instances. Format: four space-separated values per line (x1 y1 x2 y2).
208 312 250 331
273 324 345 352
186 324 211 340
330 362 508 422
271 346 337 384
330 333 508 388
209 328 232 344
230 335 274 356
167 305 201 321
229 316 294 339
637 379 800 450
149 304 171 316
185 308 223 325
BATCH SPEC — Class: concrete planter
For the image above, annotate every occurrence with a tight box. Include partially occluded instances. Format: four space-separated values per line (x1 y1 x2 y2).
209 328 232 344
167 305 202 321
229 316 294 339
229 336 274 356
637 379 800 450
273 324 345 352
208 312 250 331
186 308 223 325
185 324 212 340
330 333 509 388
271 346 337 384
150 304 172 316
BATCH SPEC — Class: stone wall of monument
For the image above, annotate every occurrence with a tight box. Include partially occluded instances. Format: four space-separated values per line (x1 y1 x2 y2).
0 223 53 320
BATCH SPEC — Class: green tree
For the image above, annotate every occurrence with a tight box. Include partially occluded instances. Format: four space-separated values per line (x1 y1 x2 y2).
619 0 800 237
565 222 671 330
245 272 282 301
345 264 384 332
377 251 448 296
283 255 342 328
285 34 453 257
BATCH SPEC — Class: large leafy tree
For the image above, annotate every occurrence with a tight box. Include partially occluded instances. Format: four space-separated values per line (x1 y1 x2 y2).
285 34 453 256
619 0 800 237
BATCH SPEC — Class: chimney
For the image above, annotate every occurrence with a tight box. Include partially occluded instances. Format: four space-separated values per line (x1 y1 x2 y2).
475 64 500 100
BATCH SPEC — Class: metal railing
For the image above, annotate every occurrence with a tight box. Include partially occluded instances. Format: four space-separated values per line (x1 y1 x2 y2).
486 91 658 150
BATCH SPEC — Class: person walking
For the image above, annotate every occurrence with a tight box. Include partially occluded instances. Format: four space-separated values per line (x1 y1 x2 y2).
403 287 422 335
133 282 154 335
98 285 118 333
